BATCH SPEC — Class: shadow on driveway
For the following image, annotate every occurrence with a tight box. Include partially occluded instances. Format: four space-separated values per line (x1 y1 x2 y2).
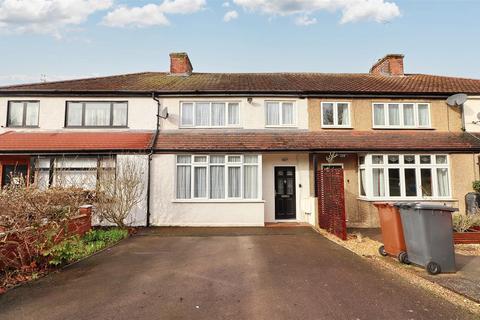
0 227 476 320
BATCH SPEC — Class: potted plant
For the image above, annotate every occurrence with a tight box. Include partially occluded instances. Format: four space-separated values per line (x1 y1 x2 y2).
452 212 480 244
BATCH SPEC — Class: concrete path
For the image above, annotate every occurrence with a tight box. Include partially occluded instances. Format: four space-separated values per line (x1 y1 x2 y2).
0 228 476 320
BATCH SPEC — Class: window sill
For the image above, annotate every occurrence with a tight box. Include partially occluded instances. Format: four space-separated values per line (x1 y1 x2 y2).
172 199 265 204
179 126 243 129
321 126 353 129
6 126 39 129
372 127 434 130
63 126 129 129
265 125 298 129
357 196 457 202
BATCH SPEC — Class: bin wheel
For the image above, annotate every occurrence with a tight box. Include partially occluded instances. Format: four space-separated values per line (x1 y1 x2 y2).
426 261 441 275
378 245 388 257
398 251 410 264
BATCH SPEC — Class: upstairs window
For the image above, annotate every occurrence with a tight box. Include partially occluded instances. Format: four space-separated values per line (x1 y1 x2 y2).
180 102 240 127
321 102 351 128
66 101 128 128
265 101 296 127
373 103 430 128
7 101 39 127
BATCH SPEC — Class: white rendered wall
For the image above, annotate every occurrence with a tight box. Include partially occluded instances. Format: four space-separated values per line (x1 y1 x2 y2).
262 153 314 225
149 154 265 226
159 97 309 130
0 96 157 132
464 96 480 132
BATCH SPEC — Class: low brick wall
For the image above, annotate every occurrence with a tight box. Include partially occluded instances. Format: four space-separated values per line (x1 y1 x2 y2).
0 205 93 269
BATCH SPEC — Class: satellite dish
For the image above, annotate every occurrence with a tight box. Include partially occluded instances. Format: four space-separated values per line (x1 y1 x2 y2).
446 93 468 107
159 107 169 119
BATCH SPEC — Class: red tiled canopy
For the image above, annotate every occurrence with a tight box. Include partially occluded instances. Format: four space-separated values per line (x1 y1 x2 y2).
0 131 155 153
154 130 480 152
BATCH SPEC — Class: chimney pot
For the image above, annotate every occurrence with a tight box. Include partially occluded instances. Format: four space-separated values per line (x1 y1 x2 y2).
169 52 193 76
370 54 404 76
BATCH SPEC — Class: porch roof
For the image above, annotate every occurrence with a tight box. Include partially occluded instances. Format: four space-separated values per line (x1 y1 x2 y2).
154 130 480 153
0 131 155 153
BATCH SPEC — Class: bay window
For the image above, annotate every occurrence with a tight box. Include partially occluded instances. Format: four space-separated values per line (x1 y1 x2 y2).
66 101 128 127
359 154 450 199
372 103 430 128
265 101 296 127
321 102 350 127
175 155 261 200
180 102 240 127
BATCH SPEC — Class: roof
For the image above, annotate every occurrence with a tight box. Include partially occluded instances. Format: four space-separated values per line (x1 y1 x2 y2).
2 72 480 96
0 131 155 153
154 130 480 152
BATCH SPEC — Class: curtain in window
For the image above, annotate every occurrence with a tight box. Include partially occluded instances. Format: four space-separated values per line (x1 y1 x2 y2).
85 103 110 126
322 103 334 125
113 103 127 126
418 104 429 126
209 155 225 199
266 102 280 125
228 103 240 125
25 102 39 126
195 102 210 126
403 104 415 126
211 103 226 126
181 103 194 126
373 104 385 126
421 168 433 197
337 103 349 126
437 168 449 197
360 169 366 196
388 104 400 125
243 165 258 199
67 103 83 126
282 103 294 125
228 167 241 197
194 167 207 198
372 168 385 197
8 102 24 126
176 166 191 199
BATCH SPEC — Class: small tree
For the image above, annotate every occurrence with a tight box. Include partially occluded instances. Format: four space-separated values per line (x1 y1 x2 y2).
94 157 145 228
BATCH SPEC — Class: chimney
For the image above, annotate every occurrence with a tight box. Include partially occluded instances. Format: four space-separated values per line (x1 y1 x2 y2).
369 54 404 76
169 52 193 76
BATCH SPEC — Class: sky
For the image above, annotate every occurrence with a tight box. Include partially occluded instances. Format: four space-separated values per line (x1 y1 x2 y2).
0 0 479 86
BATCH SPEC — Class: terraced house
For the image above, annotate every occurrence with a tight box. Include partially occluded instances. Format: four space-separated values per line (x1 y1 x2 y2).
1 53 480 231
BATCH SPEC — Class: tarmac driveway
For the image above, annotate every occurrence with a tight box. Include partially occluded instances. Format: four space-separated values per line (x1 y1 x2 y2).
0 227 476 320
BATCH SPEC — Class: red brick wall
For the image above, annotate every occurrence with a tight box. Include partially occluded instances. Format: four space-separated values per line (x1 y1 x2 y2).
370 54 404 76
170 52 193 75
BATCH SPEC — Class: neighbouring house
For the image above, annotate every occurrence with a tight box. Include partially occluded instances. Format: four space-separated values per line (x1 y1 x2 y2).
1 52 480 229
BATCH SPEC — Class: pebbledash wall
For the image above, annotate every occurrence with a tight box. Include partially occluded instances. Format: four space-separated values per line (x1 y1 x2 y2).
464 96 480 132
0 96 158 132
149 152 313 227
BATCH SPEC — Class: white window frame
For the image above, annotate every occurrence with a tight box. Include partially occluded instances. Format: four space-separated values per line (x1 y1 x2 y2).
358 154 451 201
372 103 431 129
179 101 241 128
321 102 351 128
174 154 262 202
265 101 297 128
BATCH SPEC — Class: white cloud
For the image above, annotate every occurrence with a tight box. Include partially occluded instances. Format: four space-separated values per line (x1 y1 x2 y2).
223 10 238 22
0 0 113 38
233 0 400 24
103 0 206 28
295 15 317 26
222 2 230 7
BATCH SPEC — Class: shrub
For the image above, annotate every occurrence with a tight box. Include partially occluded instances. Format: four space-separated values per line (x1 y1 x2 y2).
452 213 480 232
473 181 480 193
44 228 128 266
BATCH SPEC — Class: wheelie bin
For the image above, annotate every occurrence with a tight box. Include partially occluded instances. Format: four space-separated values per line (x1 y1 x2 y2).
374 203 409 264
394 203 458 275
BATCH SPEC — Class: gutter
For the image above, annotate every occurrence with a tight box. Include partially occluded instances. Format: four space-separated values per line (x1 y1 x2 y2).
145 93 162 227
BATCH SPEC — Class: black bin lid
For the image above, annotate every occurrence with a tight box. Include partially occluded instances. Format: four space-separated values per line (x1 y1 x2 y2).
394 202 458 212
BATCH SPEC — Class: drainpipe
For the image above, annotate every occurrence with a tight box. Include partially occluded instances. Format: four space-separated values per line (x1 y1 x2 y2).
146 92 161 227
